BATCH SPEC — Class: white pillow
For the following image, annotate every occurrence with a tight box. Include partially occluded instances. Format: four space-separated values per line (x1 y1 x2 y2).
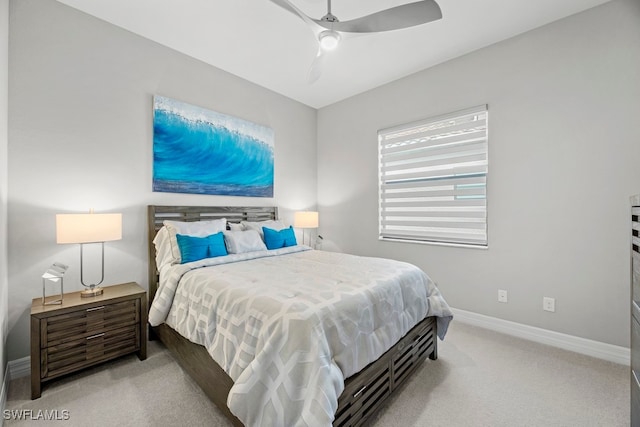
152 226 174 270
228 222 243 231
241 220 286 239
163 218 227 264
223 230 267 254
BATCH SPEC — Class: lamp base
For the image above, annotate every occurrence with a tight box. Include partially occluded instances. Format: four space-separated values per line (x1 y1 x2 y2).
80 287 104 298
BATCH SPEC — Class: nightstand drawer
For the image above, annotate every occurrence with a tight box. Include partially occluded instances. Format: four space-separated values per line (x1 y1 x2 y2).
43 300 139 348
42 323 140 379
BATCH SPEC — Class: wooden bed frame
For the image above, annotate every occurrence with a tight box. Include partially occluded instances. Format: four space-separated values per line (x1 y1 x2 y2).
147 205 438 427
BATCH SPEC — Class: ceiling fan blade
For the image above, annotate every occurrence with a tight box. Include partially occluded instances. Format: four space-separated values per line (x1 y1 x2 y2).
269 0 326 34
308 47 325 84
315 0 442 33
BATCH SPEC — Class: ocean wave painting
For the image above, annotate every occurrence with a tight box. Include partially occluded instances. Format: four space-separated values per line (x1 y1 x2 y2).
153 96 274 197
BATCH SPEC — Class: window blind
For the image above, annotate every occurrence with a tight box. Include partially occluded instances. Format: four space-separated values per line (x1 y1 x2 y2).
378 105 488 246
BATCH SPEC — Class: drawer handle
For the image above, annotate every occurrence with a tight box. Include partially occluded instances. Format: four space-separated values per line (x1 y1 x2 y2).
86 333 105 340
86 306 105 312
353 385 367 399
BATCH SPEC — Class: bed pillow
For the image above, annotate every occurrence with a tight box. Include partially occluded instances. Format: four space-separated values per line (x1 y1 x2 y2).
263 226 297 250
223 230 267 254
176 232 227 264
206 232 228 257
241 220 286 239
228 222 243 231
163 218 227 264
152 226 175 270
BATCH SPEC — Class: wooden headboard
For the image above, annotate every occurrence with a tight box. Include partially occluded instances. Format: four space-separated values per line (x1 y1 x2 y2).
147 205 278 304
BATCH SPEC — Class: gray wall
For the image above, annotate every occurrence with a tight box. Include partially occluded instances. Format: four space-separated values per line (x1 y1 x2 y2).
7 0 317 359
317 0 640 347
1 0 9 397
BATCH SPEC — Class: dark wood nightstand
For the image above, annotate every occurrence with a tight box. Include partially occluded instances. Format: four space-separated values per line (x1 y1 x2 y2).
30 282 147 399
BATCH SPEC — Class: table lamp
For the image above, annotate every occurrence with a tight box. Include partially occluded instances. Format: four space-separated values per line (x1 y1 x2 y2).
56 211 122 297
294 211 319 246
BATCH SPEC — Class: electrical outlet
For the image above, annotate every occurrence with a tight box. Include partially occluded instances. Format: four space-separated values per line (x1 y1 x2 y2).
498 290 508 303
543 297 555 312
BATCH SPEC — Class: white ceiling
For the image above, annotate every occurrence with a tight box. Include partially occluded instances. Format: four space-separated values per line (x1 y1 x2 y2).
55 0 611 109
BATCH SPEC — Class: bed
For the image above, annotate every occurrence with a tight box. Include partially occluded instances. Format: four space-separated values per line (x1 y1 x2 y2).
147 205 452 427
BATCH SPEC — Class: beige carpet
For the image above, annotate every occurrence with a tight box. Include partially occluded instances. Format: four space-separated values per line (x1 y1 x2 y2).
5 321 629 426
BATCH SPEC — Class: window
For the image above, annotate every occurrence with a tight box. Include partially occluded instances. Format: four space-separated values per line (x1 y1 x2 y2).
378 105 488 247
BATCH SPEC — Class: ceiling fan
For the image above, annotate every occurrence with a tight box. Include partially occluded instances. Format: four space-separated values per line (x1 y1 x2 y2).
269 0 443 83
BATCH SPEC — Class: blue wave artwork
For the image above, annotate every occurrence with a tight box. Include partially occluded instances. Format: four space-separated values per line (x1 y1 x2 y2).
153 96 274 197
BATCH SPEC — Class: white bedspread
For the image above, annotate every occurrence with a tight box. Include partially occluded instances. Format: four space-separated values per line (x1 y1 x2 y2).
149 247 452 427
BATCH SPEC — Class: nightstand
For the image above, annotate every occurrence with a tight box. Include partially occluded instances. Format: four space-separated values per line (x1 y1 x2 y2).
30 282 147 399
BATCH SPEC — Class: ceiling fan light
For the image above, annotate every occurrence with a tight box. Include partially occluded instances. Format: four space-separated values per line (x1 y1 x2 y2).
319 30 340 51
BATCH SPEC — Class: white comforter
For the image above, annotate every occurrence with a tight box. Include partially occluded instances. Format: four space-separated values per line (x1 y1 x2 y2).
149 247 452 427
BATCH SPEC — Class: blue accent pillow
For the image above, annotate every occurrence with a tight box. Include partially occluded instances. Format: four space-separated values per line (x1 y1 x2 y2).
207 231 228 257
263 226 297 250
176 232 228 263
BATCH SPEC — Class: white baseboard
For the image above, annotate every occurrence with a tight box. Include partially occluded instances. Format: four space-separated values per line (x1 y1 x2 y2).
451 308 630 366
8 356 29 380
2 358 29 427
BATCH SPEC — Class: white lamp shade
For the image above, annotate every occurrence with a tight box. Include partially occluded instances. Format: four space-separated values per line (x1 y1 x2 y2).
56 213 122 244
294 211 319 229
